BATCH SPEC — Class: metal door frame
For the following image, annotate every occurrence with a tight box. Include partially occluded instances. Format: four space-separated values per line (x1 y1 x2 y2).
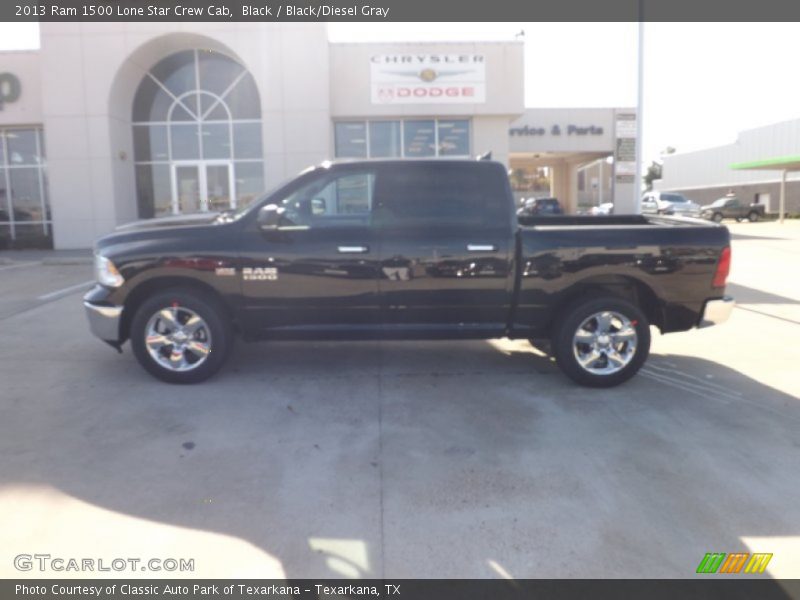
170 160 236 214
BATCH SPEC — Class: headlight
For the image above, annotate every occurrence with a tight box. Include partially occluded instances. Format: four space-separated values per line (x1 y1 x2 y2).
94 254 124 287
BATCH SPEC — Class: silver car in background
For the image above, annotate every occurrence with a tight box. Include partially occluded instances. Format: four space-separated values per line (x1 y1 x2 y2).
642 191 701 217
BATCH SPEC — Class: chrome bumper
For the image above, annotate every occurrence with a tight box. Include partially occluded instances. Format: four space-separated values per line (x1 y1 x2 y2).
84 301 123 342
698 297 735 328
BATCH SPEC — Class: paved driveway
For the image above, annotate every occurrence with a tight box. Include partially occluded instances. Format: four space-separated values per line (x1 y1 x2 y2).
0 222 798 579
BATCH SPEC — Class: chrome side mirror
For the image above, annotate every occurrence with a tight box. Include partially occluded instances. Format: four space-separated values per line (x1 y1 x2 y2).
257 204 283 231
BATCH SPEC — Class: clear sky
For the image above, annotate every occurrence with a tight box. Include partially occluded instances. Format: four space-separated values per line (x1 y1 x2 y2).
2 22 799 165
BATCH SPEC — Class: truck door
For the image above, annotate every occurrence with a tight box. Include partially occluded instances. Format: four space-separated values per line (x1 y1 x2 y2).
374 162 515 337
237 166 381 335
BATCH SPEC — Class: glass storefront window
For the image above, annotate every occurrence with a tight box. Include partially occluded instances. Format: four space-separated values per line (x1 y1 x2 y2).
170 124 200 160
9 168 43 220
150 50 197 98
6 129 40 165
233 122 262 159
403 120 436 158
335 119 471 159
334 123 367 158
437 120 470 156
133 125 168 162
369 121 401 158
135 164 172 219
133 50 264 217
201 123 232 159
0 127 51 248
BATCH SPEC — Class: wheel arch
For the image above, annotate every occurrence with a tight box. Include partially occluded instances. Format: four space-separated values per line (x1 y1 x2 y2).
552 274 664 333
121 276 237 342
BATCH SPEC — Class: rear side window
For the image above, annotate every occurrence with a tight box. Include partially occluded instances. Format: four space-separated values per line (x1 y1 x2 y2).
374 163 509 228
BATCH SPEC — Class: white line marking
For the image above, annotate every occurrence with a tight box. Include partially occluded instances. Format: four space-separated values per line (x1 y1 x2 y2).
37 280 95 301
0 261 39 272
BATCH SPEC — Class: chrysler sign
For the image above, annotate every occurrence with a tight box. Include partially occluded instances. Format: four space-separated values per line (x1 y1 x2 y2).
370 54 486 105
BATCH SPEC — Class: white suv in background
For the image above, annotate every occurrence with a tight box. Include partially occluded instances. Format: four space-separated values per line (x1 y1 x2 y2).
642 192 701 216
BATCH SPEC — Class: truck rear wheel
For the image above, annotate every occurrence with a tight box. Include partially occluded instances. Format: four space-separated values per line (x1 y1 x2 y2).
130 289 232 384
748 211 760 222
552 296 650 387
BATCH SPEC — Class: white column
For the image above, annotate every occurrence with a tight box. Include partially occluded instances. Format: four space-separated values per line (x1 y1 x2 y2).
780 169 787 225
634 20 644 214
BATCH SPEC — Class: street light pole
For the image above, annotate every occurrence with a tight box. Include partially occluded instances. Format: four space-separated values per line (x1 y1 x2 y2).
634 6 644 214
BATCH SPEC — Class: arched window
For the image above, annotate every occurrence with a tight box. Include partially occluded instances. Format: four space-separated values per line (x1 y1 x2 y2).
132 49 264 217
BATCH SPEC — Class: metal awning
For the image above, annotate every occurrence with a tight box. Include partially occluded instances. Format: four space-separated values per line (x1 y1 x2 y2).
731 155 800 171
729 155 799 223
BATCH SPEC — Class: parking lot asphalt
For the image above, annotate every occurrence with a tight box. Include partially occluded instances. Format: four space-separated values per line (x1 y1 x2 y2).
0 221 799 580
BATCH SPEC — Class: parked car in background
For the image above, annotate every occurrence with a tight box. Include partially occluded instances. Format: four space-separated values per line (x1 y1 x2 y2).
590 202 614 216
517 197 563 217
641 192 700 216
700 196 765 223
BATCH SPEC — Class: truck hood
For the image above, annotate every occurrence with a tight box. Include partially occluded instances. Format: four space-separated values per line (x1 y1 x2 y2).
114 212 222 232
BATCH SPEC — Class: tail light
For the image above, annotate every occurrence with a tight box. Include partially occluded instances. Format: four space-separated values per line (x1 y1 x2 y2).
712 246 731 288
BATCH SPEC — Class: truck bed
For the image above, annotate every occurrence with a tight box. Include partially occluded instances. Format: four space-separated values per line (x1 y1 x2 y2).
517 214 715 228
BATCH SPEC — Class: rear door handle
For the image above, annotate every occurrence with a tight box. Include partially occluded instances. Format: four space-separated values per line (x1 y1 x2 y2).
467 244 498 252
337 245 369 254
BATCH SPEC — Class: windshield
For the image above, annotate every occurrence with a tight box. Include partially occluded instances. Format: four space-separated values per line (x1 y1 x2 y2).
661 193 686 203
710 198 728 207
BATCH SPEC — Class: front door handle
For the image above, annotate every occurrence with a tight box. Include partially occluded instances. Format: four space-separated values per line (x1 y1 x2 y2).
467 244 498 252
338 245 369 254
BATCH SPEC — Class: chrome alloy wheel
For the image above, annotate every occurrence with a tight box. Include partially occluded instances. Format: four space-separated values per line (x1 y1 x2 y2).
572 311 638 376
144 306 212 372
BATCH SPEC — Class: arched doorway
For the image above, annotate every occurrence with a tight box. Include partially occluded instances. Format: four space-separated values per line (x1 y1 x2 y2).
132 49 264 218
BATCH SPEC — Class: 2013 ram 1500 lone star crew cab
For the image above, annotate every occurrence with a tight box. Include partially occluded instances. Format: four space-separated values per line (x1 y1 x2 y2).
84 159 734 387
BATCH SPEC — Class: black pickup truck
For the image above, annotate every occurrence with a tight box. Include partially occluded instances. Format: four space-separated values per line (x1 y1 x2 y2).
84 159 734 387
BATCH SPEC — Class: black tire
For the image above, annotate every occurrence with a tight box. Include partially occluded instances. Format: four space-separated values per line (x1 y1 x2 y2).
130 288 232 384
712 212 724 223
748 211 760 222
552 296 651 388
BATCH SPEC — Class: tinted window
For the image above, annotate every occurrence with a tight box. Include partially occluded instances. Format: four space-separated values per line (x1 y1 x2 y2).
375 163 508 228
661 193 686 203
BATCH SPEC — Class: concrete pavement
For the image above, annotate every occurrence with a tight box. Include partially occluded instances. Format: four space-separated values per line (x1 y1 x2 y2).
0 221 798 579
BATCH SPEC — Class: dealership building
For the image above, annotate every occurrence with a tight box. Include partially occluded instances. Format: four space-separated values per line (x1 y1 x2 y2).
0 23 637 249
656 118 800 217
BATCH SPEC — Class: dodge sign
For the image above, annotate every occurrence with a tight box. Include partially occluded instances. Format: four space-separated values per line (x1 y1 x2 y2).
370 54 486 105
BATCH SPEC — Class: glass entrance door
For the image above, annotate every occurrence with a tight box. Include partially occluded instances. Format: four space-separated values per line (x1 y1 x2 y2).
171 162 236 214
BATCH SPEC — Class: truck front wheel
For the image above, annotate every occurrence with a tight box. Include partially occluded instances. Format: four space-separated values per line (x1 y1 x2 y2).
130 289 232 384
552 296 650 387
